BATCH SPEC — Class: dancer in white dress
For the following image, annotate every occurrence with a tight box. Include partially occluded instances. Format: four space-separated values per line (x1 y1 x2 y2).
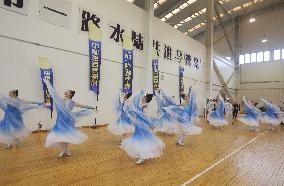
44 79 96 157
120 90 165 164
238 96 262 132
225 98 233 125
0 90 44 149
207 94 228 129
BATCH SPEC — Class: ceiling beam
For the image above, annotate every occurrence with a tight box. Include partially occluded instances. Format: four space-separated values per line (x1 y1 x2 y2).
213 26 235 45
214 2 235 59
191 0 284 38
215 1 235 19
134 0 146 9
178 0 247 33
155 0 188 18
165 0 208 26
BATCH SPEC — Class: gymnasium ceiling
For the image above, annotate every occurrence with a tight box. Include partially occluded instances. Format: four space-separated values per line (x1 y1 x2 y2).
127 0 284 38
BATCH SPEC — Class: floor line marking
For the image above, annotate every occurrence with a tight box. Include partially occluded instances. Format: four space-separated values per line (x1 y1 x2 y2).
181 131 267 186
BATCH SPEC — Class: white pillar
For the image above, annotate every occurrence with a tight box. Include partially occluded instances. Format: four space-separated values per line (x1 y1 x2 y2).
235 16 240 102
144 0 154 94
205 0 214 98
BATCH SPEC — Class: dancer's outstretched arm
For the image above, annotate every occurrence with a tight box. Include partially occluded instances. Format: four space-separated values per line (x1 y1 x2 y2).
74 102 95 110
19 99 43 105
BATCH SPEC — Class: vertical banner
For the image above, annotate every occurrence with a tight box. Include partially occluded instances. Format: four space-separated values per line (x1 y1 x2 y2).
88 21 102 98
179 66 185 104
152 49 159 95
38 57 54 118
122 34 134 94
88 21 102 127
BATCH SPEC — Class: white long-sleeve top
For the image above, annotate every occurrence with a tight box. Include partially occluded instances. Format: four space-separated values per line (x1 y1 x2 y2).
206 101 215 112
225 102 233 114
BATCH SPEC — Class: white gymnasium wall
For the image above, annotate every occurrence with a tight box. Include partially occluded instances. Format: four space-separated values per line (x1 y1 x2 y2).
240 9 284 54
0 0 207 130
239 62 284 105
195 8 284 104
195 9 284 59
238 9 284 105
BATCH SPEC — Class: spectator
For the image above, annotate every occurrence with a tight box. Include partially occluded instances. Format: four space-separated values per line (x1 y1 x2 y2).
233 102 239 118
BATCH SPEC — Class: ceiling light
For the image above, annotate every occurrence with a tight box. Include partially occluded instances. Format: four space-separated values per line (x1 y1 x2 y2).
261 33 268 43
180 3 189 9
165 13 173 19
261 39 268 43
249 17 255 23
172 8 181 14
187 0 197 4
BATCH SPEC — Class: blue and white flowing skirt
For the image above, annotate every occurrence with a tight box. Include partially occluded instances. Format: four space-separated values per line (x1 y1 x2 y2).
153 108 176 134
45 111 87 147
207 110 228 127
120 125 165 160
238 114 260 127
276 113 284 123
107 112 134 135
163 106 202 135
261 114 280 126
0 106 30 145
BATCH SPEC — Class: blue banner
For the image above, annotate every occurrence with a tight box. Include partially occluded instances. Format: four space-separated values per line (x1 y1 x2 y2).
89 40 102 94
152 59 159 95
122 49 133 94
179 66 185 101
40 68 54 113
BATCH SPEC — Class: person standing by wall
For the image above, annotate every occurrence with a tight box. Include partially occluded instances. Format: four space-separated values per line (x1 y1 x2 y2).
233 102 239 119
225 98 233 124
206 98 214 122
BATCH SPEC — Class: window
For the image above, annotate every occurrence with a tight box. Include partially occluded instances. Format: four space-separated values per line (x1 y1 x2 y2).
274 49 281 60
264 51 270 61
257 52 263 62
251 53 257 63
239 55 244 64
245 53 250 63
240 49 284 63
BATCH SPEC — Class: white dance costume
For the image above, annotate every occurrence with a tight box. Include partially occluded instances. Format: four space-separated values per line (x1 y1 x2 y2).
0 94 43 145
261 98 281 126
157 88 202 136
154 90 177 134
120 90 165 160
44 80 93 147
107 89 134 135
224 101 233 124
207 95 228 127
238 96 262 127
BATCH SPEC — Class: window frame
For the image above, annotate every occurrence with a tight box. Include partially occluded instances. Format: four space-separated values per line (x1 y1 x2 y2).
257 52 264 62
263 51 270 62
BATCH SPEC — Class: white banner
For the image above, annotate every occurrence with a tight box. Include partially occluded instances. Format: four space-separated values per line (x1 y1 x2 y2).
39 0 72 28
0 0 29 15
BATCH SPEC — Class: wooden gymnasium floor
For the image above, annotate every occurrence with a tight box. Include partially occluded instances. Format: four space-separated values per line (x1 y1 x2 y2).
1 118 284 186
